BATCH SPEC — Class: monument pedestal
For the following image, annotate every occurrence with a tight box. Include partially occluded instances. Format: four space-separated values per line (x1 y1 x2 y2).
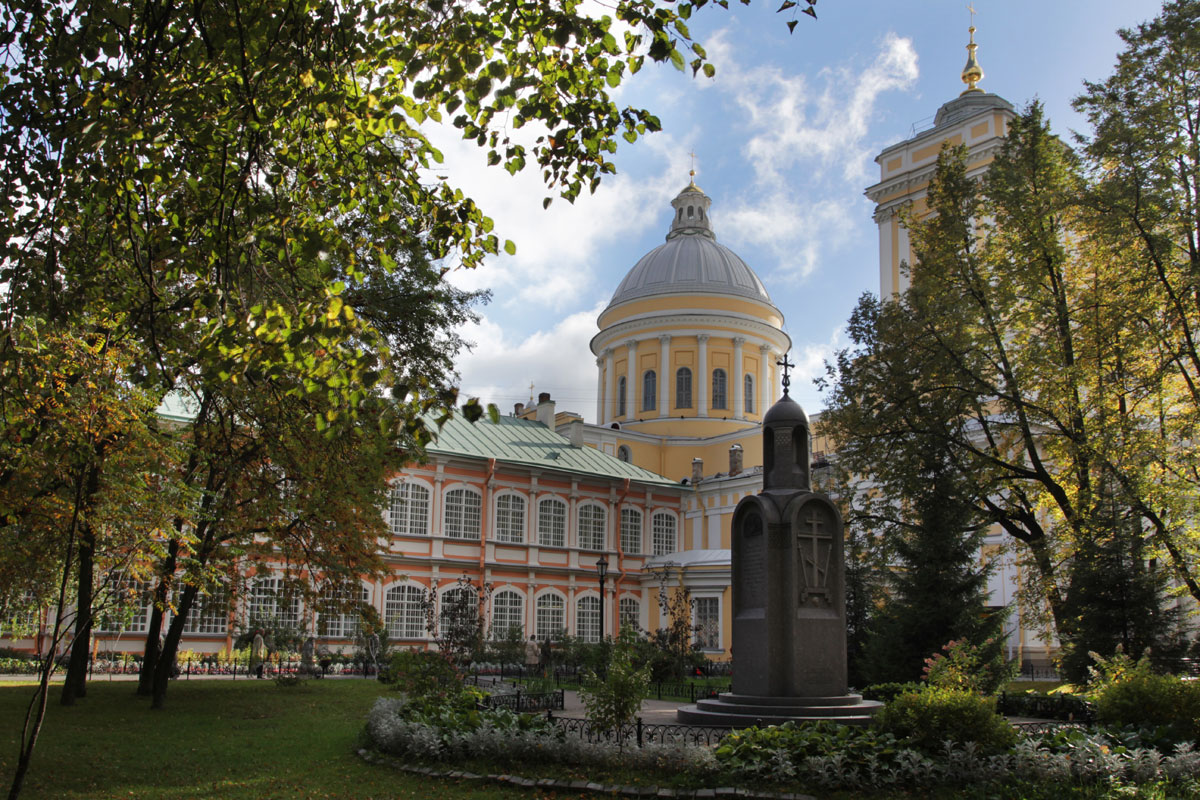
676 692 882 728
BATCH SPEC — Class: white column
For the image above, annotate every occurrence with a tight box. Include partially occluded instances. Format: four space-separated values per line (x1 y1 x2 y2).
658 334 671 417
760 344 772 413
595 356 605 425
624 340 637 421
697 334 709 417
604 348 614 424
732 337 745 419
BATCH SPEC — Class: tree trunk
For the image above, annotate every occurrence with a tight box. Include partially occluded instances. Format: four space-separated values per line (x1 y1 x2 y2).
59 526 94 705
138 539 179 695
151 583 199 710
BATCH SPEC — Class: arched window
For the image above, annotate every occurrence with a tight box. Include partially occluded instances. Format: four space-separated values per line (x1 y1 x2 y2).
99 579 152 633
388 482 430 536
744 374 755 414
491 590 524 639
247 576 300 628
694 597 720 649
538 497 567 547
443 488 482 539
317 584 367 638
384 584 426 640
438 584 478 638
577 596 602 642
616 445 632 463
617 376 627 417
652 511 677 556
495 494 525 544
675 367 692 408
535 593 565 639
619 598 640 630
577 503 607 551
620 507 642 554
712 368 728 410
642 370 656 411
183 585 230 635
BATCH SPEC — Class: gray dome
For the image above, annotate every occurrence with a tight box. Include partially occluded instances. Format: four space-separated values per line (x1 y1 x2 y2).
606 182 776 309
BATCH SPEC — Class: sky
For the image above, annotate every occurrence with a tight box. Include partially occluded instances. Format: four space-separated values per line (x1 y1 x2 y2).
430 0 1166 422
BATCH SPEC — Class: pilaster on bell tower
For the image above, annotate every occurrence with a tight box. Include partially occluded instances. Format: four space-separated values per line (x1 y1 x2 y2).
865 18 1014 298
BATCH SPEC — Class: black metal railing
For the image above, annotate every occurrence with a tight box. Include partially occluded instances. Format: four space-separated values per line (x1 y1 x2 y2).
546 714 731 748
479 689 565 713
998 691 1094 723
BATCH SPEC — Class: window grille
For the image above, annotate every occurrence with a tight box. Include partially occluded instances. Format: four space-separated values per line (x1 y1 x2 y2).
388 483 430 536
652 512 677 556
577 504 607 551
620 507 642 554
495 494 525 543
538 498 566 547
444 488 482 539
577 596 601 643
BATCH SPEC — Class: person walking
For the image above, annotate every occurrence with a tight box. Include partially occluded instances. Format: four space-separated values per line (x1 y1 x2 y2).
251 630 267 679
524 636 539 678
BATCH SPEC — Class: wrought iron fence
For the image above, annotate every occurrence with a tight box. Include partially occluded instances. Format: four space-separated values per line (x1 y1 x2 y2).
547 714 732 748
997 691 1094 723
480 689 564 713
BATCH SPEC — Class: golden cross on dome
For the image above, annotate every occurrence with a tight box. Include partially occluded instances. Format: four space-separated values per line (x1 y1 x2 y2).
967 3 977 25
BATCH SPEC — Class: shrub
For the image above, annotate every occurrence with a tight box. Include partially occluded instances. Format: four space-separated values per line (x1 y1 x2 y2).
861 681 923 703
382 649 464 704
1092 669 1200 743
578 626 650 739
923 638 1017 695
872 686 1017 754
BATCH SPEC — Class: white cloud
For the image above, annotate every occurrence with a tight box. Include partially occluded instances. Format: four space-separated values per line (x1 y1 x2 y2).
787 325 844 411
455 302 608 422
427 125 690 317
697 30 918 282
710 30 919 187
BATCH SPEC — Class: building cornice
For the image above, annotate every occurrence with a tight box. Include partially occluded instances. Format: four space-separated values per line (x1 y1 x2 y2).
591 312 791 357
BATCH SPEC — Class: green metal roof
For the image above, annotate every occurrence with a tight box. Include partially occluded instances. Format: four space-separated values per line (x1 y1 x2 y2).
155 390 201 423
427 414 680 488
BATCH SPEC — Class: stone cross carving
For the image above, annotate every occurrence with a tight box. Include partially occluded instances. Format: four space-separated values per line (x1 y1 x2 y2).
797 508 832 606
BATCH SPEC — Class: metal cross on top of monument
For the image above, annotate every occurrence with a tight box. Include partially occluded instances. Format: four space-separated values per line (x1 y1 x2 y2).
777 354 795 397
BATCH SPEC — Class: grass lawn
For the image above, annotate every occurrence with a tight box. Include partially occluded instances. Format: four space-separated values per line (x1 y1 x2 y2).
0 678 529 799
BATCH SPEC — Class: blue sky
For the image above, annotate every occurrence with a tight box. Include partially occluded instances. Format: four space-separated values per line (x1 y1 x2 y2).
434 0 1164 422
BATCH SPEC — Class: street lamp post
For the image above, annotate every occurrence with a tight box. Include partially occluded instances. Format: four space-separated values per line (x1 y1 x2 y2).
595 554 608 642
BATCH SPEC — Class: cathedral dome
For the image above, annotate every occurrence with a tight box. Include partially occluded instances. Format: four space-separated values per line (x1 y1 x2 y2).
604 181 778 313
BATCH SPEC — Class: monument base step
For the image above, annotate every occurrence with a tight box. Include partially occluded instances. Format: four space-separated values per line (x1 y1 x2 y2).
675 694 883 728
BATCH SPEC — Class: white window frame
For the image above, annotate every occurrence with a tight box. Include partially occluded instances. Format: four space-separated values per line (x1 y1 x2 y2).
651 511 677 556
694 595 721 650
577 502 607 551
620 507 642 554
535 592 565 640
494 492 526 544
576 595 601 643
491 589 524 639
618 597 640 631
537 497 567 547
318 584 367 639
443 486 482 540
388 481 431 536
385 584 426 640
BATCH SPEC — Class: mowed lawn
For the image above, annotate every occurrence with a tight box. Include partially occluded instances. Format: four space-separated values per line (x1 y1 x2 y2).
0 678 530 800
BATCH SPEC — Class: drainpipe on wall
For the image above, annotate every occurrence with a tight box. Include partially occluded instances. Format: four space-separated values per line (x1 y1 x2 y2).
611 478 631 638
480 458 496 581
